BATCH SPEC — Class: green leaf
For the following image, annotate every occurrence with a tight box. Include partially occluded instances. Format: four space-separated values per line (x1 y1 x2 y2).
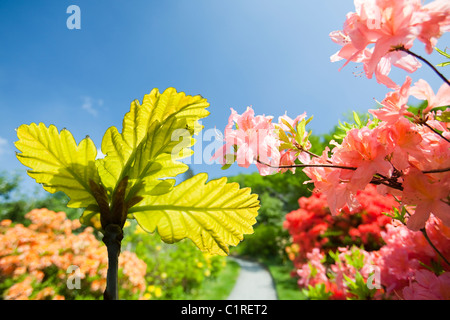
353 111 362 127
277 127 290 143
280 118 296 133
97 87 210 202
435 111 450 122
435 47 450 68
129 173 260 256
304 283 333 300
295 120 306 145
382 206 407 225
435 47 450 59
221 153 237 170
15 123 100 208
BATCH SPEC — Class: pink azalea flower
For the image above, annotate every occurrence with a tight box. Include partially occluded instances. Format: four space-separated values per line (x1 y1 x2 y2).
402 168 450 231
278 150 298 174
370 76 414 124
403 270 450 300
330 0 448 88
379 117 423 171
297 248 328 288
211 107 280 175
303 149 360 215
409 79 450 113
420 127 450 165
416 0 450 54
370 49 421 89
332 126 393 191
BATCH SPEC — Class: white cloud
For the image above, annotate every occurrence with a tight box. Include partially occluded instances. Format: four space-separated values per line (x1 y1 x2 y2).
81 96 103 117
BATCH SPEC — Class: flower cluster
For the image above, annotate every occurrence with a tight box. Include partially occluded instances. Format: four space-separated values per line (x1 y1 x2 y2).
284 184 396 266
403 270 450 300
296 246 379 300
304 77 449 231
330 0 450 88
375 215 450 295
211 0 450 300
285 190 450 300
0 209 147 300
216 78 449 232
214 1 450 234
212 107 312 176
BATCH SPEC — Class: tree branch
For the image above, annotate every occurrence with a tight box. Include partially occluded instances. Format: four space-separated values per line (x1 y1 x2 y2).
423 122 450 144
393 46 450 86
256 159 357 171
420 227 450 268
102 224 123 300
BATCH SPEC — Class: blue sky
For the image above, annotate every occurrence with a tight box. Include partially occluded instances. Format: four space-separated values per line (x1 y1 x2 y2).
0 0 448 192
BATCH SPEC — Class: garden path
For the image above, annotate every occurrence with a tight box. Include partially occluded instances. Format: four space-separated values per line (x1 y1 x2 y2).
226 257 278 300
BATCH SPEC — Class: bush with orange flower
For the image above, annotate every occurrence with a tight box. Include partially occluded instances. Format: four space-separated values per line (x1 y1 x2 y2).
0 208 147 300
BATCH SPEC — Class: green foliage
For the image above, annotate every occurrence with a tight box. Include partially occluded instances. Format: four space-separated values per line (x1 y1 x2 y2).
15 88 260 255
0 171 20 200
302 283 333 300
232 193 287 259
257 193 285 226
227 170 308 261
131 172 259 256
226 132 332 261
122 221 226 299
228 170 312 212
343 271 376 300
234 224 285 259
328 246 378 300
382 206 407 225
264 260 307 300
333 111 379 142
435 110 450 123
186 258 240 300
0 171 81 223
278 115 314 154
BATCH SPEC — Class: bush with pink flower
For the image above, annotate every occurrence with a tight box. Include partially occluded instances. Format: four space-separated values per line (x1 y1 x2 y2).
284 184 396 267
284 189 450 300
214 0 450 300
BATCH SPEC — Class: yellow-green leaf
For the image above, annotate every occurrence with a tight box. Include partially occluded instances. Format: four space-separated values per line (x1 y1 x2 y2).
129 173 260 256
15 123 99 208
97 88 209 202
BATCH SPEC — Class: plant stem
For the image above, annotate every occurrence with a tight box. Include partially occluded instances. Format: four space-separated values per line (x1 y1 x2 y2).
420 227 450 268
399 204 450 268
256 159 357 171
395 47 450 86
422 167 450 174
423 122 450 143
102 224 123 300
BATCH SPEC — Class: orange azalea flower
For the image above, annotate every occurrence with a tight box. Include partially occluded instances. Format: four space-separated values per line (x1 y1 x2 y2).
0 208 147 300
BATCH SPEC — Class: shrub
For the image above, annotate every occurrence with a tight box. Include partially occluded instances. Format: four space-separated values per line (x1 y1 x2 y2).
284 184 397 267
122 221 226 300
284 186 450 299
0 209 146 300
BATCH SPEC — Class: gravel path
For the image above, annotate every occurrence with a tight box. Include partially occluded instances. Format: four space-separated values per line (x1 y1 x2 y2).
227 257 278 300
